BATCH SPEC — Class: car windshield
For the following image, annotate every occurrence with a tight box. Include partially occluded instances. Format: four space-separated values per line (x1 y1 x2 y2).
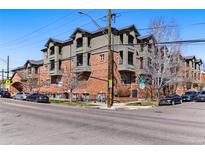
185 92 194 95
201 91 205 95
165 95 175 98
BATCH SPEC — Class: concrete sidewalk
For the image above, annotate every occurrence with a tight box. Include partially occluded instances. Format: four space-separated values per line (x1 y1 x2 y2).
89 102 153 110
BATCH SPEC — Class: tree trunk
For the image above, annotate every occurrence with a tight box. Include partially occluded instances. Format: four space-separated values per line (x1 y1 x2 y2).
69 89 73 102
156 89 160 102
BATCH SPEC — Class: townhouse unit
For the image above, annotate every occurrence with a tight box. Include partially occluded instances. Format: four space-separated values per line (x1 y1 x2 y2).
173 56 203 95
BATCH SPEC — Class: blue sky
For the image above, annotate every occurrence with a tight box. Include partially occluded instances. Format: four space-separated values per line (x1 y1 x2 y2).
0 9 205 71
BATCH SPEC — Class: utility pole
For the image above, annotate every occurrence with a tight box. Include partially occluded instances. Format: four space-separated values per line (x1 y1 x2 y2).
107 9 114 108
1 69 4 90
7 56 9 79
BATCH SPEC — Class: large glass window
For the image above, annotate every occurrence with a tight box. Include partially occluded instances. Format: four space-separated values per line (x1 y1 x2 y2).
59 60 62 70
140 57 143 69
128 52 134 65
147 57 152 67
50 46 54 55
128 35 134 44
34 67 38 74
120 34 123 44
28 67 31 75
119 50 123 64
77 53 83 66
87 53 91 66
50 60 55 70
76 38 83 48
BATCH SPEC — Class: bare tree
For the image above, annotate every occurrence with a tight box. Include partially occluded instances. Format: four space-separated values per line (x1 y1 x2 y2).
62 66 83 101
147 17 182 100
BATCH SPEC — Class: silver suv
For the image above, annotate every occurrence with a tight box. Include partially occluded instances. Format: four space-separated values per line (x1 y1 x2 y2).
14 92 27 100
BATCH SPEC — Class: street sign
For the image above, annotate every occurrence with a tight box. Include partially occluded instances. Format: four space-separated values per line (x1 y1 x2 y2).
139 83 145 89
5 79 10 86
109 79 113 88
138 76 145 84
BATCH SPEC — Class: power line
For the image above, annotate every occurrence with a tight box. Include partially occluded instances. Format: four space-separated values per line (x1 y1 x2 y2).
0 11 98 46
2 16 106 51
0 10 77 46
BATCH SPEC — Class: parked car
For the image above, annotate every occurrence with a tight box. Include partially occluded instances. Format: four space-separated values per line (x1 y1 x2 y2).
0 91 11 98
159 94 182 105
196 91 205 102
14 92 27 100
0 89 3 97
26 93 50 103
181 91 198 102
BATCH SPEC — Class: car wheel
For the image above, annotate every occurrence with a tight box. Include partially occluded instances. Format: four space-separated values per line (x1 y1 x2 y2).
179 100 182 104
172 101 175 105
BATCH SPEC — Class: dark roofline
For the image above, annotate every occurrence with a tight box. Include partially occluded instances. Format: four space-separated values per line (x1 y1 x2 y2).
184 56 196 61
70 28 91 39
138 34 155 40
196 59 203 64
43 25 141 48
11 66 25 72
24 59 43 67
44 38 67 47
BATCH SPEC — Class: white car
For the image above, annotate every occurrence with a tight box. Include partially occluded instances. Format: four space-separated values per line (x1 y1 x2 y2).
14 92 27 100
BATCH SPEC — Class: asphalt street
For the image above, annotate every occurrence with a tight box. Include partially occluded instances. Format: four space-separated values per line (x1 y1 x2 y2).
1 98 205 144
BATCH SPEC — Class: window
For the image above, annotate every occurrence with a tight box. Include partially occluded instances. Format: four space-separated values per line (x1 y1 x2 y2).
76 38 83 48
128 35 134 44
28 67 31 75
121 73 128 84
77 53 83 66
120 34 123 44
34 67 38 74
59 46 62 55
161 51 164 59
186 61 189 67
87 53 91 66
100 54 105 62
50 60 55 70
132 90 138 98
140 44 144 52
140 57 143 69
147 57 152 67
51 76 58 84
128 52 134 65
50 46 54 55
59 60 62 70
46 80 51 87
148 44 152 52
88 38 91 47
119 51 123 64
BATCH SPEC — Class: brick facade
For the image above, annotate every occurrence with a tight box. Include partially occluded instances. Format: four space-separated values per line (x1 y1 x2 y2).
10 25 204 101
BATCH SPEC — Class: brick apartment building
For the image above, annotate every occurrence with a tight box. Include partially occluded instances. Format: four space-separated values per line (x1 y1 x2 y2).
10 25 204 101
170 56 204 95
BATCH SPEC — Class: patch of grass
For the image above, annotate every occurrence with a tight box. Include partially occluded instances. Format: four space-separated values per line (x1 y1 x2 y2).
50 99 99 107
126 101 159 106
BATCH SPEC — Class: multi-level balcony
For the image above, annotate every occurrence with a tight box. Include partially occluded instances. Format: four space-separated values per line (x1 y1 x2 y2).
118 46 136 72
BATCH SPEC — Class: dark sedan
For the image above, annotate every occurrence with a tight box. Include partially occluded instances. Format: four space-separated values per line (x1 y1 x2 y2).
159 94 182 106
181 91 198 102
26 93 50 103
0 91 11 98
196 91 205 102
